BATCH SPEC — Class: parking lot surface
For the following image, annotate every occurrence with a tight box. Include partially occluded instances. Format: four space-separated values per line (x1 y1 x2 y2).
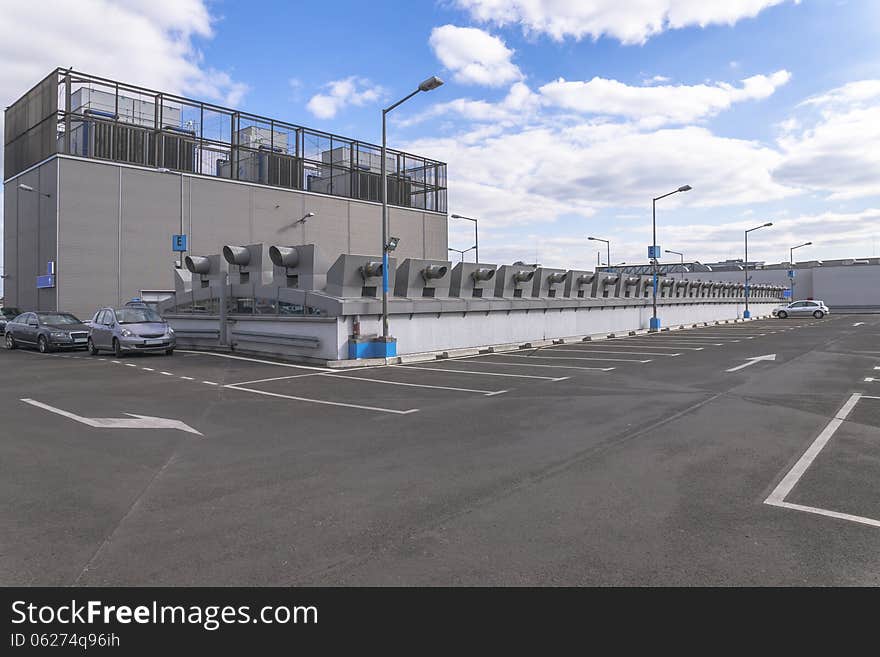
2 314 879 585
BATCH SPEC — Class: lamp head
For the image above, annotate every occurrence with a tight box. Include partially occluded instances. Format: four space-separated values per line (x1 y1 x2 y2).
386 236 400 252
764 222 773 227
678 185 692 192
418 76 444 92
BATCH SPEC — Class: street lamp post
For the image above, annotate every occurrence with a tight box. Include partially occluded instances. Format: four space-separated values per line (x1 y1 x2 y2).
744 222 773 318
664 249 684 280
450 214 479 263
788 241 812 301
587 236 610 274
381 75 443 344
651 185 692 330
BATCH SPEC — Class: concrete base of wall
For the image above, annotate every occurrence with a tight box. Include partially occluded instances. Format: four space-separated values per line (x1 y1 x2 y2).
167 301 780 368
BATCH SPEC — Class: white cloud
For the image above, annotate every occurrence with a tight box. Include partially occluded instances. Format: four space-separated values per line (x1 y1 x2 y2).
404 121 796 233
774 80 880 200
0 0 248 108
455 0 799 45
306 77 384 120
429 24 522 86
539 70 791 126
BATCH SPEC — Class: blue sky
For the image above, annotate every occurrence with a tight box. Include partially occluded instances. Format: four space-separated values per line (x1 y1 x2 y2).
3 0 880 288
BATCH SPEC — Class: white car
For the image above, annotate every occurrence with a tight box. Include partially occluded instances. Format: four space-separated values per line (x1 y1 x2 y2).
773 300 830 319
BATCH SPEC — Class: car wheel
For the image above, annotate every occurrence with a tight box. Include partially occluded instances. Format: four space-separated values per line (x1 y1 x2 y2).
88 337 99 355
165 348 174 356
38 335 52 353
813 310 825 319
777 310 788 319
113 338 123 358
4 333 15 350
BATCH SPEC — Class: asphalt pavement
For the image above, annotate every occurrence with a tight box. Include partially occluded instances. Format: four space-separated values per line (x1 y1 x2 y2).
1 314 878 585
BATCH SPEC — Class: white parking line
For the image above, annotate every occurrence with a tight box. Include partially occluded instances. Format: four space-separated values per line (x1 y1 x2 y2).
632 339 725 346
228 373 321 386
400 365 569 381
179 350 335 372
224 384 419 415
160 371 174 376
546 348 680 357
764 392 880 529
142 367 154 371
202 381 218 385
601 342 704 351
321 372 507 396
125 363 137 367
489 353 651 363
451 358 614 372
180 376 194 381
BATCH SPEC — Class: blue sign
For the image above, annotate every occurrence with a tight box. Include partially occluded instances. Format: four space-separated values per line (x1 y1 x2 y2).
782 289 792 298
648 245 662 259
36 274 55 289
787 270 796 278
172 234 188 252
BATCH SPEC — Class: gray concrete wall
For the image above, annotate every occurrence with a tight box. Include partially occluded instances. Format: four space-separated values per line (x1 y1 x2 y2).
29 155 445 317
2 158 57 312
686 265 880 307
813 264 880 307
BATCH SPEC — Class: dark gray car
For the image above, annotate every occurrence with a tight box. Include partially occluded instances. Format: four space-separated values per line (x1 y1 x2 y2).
4 311 90 352
88 306 175 357
0 307 22 335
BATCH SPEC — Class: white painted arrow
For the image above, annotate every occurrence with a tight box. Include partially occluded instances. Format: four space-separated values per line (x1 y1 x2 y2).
725 354 777 373
853 322 866 327
21 399 202 435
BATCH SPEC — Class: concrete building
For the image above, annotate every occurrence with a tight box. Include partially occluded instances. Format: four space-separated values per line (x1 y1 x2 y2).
4 69 448 318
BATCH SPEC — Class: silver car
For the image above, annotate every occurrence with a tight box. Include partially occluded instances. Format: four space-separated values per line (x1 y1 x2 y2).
773 299 830 319
88 306 175 357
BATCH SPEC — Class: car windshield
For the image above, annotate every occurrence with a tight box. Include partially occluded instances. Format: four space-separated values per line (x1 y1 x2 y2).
37 313 82 325
116 308 163 324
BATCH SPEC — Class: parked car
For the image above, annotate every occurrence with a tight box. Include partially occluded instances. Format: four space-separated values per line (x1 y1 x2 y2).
88 306 175 357
0 307 22 335
772 299 830 319
3 311 90 352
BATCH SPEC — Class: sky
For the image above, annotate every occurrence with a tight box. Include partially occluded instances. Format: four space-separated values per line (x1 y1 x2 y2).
2 0 880 293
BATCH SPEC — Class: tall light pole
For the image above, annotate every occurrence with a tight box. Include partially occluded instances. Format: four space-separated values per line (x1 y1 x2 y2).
451 214 479 263
381 75 443 344
788 241 812 301
588 236 610 274
665 249 684 280
744 222 773 318
651 185 691 330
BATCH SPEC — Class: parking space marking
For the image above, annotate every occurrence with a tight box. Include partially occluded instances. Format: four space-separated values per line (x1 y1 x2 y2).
488 353 651 363
179 350 335 372
228 373 321 386
180 376 195 381
320 372 507 396
223 384 419 415
202 381 218 386
542 348 681 357
160 371 174 376
125 363 137 367
450 357 614 372
602 342 704 351
400 365 569 381
764 392 880 529
142 367 154 371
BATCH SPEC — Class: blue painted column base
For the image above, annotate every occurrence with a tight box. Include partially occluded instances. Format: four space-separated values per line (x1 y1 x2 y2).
649 317 661 330
743 310 751 319
349 337 397 359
